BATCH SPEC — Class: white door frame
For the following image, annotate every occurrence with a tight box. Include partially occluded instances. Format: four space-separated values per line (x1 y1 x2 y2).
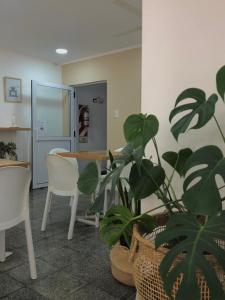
31 80 76 189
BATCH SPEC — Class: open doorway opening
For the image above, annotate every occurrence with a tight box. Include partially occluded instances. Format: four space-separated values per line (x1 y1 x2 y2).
73 81 107 172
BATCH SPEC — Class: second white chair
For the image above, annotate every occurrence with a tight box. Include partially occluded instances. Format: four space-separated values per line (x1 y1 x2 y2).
41 154 79 240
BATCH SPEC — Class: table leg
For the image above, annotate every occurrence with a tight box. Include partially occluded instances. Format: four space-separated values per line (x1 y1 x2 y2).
0 230 12 262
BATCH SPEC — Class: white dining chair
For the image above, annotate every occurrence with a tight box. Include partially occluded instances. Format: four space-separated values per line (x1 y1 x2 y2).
0 167 37 279
48 148 78 209
41 154 79 240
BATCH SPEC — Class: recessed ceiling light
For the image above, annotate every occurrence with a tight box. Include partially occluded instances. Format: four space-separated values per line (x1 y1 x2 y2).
56 48 68 55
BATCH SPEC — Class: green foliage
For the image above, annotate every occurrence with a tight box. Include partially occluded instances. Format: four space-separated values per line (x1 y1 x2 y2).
216 65 225 101
169 88 218 140
123 114 159 148
78 66 225 299
129 159 165 202
100 205 155 247
162 148 193 177
155 213 225 300
0 141 17 159
78 162 98 195
183 145 225 215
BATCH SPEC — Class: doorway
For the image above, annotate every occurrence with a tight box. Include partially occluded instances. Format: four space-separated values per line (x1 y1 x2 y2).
74 81 107 172
31 81 76 189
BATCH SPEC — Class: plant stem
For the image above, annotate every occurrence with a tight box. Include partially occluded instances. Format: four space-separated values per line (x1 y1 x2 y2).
152 137 162 166
157 188 173 215
165 174 178 202
213 116 225 143
152 138 174 213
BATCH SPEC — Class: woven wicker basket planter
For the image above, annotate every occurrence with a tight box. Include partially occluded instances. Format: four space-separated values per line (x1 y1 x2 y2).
110 243 134 287
130 225 225 300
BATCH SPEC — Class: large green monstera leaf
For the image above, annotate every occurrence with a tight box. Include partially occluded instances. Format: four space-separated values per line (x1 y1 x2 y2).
129 159 165 201
123 113 159 148
162 148 193 177
182 145 225 215
216 65 225 101
169 88 218 140
155 213 225 300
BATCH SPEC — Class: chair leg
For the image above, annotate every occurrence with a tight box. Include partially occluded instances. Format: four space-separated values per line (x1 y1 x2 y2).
0 231 5 262
95 213 100 228
69 197 73 207
25 218 37 279
41 190 51 231
48 193 53 213
68 194 78 240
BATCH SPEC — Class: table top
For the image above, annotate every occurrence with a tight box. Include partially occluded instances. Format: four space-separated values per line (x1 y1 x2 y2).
58 150 120 161
0 159 30 168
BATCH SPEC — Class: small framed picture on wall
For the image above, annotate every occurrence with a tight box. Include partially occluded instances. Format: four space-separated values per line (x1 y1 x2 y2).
4 77 22 103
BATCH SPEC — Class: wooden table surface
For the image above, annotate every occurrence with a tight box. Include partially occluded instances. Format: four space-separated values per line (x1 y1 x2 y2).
58 150 120 161
0 159 30 168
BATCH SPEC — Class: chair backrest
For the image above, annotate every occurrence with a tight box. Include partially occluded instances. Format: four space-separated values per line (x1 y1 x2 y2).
49 148 69 154
49 148 78 170
0 167 31 230
47 154 79 195
114 147 124 153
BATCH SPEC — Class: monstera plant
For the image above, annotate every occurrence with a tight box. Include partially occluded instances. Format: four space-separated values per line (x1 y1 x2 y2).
78 65 225 299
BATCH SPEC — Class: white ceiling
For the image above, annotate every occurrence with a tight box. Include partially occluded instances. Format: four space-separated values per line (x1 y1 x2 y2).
0 0 141 65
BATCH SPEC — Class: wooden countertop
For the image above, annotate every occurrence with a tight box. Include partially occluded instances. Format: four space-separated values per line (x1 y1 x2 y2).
58 150 120 161
0 127 31 132
0 159 30 168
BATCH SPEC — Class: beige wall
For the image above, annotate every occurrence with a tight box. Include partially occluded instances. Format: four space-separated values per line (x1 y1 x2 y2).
62 48 141 149
141 0 225 211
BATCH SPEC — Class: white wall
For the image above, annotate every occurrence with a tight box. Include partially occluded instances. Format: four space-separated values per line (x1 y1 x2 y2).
0 48 62 160
141 0 225 212
75 82 107 171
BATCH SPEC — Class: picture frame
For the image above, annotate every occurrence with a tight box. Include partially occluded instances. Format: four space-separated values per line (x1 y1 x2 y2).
4 77 22 103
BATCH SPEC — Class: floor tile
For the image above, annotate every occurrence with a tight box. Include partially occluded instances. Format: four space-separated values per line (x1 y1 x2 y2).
0 249 26 273
30 271 87 300
39 247 78 269
62 253 111 282
5 228 27 249
66 283 119 300
8 258 58 284
0 273 22 298
0 188 136 300
30 234 68 258
92 271 136 299
2 287 47 300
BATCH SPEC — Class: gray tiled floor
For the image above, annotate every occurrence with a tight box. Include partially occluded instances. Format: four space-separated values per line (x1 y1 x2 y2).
0 189 136 299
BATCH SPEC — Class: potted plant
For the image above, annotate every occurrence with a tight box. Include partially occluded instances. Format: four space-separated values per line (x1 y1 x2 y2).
78 66 225 299
0 141 17 160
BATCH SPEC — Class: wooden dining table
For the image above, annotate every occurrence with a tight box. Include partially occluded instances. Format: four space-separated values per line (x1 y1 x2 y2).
0 159 29 262
59 150 120 174
58 150 121 227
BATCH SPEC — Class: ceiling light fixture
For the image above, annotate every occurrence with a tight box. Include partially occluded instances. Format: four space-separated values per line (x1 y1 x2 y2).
56 48 68 55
